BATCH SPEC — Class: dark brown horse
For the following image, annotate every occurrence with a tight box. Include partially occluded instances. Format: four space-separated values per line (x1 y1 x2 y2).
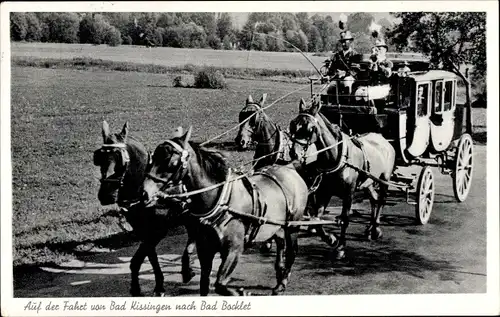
93 121 196 296
235 94 292 170
143 127 309 296
289 98 396 259
235 94 320 249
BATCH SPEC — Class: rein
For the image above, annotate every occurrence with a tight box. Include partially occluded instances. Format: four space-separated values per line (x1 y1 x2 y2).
201 83 324 147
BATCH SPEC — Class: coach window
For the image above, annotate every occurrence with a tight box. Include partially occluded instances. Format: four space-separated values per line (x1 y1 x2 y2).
416 83 430 117
443 80 454 111
434 80 443 114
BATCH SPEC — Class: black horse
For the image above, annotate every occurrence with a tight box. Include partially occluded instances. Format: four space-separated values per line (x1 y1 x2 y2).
93 121 196 296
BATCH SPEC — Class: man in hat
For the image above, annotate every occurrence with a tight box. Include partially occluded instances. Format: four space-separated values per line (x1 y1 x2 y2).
323 31 359 100
325 31 359 79
369 39 393 84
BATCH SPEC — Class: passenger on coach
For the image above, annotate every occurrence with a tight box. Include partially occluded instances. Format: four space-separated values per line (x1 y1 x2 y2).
323 31 359 100
369 39 393 85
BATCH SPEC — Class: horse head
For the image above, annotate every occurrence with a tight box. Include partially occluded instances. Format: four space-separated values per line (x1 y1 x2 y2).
235 94 267 150
143 126 229 215
93 121 148 206
288 98 323 162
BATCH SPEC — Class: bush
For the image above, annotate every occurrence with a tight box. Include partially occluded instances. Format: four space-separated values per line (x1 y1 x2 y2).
172 75 193 88
104 26 122 46
122 35 133 45
194 67 227 89
222 35 232 50
207 34 222 49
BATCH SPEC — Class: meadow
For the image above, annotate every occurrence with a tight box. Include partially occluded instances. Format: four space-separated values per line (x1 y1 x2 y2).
10 43 486 267
11 42 327 72
10 66 314 267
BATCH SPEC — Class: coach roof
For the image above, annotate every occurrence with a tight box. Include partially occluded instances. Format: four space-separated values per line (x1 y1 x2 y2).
408 70 459 82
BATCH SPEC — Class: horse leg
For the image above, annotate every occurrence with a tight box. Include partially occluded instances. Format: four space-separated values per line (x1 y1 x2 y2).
147 245 165 296
272 231 286 295
181 226 196 283
335 187 355 260
214 222 246 296
130 242 148 296
371 183 388 240
364 189 378 239
196 237 216 296
260 239 273 253
273 229 299 295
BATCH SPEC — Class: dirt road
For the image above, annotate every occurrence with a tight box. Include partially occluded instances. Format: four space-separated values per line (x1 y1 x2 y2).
14 146 487 297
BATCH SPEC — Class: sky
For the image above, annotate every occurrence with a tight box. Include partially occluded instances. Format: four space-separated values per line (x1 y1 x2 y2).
229 12 394 29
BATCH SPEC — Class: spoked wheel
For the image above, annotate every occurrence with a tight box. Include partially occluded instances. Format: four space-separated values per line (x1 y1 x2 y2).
415 166 435 225
453 134 474 202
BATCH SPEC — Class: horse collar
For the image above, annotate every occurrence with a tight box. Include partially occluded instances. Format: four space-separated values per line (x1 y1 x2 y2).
196 169 234 225
319 131 349 174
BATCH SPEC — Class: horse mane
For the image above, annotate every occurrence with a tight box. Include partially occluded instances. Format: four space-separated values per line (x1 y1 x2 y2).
318 112 342 140
188 141 229 183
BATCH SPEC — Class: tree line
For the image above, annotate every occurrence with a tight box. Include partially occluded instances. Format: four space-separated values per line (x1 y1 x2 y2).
10 12 396 53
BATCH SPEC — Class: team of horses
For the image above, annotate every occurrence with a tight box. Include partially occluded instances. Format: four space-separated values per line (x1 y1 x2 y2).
93 94 396 296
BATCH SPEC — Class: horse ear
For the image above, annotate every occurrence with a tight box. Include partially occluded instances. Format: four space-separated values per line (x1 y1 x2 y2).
246 95 254 104
183 126 193 149
102 120 110 141
259 93 267 106
299 98 307 113
173 126 184 138
310 98 321 115
119 121 129 140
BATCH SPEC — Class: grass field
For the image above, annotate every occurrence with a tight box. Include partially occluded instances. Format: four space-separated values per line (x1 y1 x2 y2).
11 42 327 72
9 43 487 267
11 66 314 267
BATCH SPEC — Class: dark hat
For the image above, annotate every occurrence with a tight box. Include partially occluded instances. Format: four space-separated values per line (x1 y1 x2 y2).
339 31 354 42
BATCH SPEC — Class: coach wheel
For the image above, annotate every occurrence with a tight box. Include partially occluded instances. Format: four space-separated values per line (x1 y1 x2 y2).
415 166 435 225
453 133 474 202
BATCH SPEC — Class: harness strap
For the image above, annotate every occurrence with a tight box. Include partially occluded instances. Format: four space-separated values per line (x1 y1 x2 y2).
316 131 348 174
240 176 265 244
351 136 371 173
254 168 293 216
197 169 234 221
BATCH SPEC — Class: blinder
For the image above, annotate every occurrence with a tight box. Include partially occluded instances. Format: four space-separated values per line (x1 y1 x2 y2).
94 143 130 184
93 144 130 166
146 139 190 188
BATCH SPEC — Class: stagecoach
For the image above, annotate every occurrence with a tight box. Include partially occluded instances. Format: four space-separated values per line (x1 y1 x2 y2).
312 53 474 224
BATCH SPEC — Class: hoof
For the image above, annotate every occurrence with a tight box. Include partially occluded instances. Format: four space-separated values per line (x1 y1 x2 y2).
238 288 252 296
272 285 285 295
260 242 272 253
333 248 346 260
154 291 167 297
130 289 143 297
371 226 383 240
182 269 196 283
327 234 339 248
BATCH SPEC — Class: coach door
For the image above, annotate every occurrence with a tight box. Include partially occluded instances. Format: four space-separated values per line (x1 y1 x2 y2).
406 81 431 158
430 79 456 152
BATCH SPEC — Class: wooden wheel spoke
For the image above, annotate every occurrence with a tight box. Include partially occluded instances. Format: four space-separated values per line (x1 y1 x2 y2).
453 134 473 202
